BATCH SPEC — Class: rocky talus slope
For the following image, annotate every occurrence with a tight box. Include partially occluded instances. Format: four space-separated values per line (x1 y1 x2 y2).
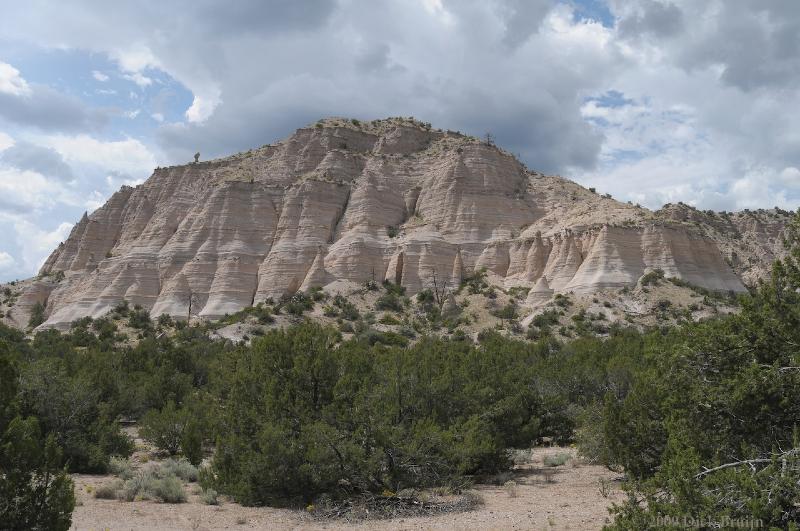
1 117 791 330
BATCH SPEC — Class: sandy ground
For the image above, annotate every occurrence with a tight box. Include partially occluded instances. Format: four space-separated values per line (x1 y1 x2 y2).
70 447 624 531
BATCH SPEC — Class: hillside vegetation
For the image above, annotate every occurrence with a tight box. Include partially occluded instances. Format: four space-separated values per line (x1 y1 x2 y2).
3 213 800 529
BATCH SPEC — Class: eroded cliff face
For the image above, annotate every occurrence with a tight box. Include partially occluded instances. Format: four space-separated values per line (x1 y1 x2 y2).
10 117 787 329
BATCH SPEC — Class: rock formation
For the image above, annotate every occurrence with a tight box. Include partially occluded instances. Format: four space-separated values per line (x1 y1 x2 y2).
3 117 791 330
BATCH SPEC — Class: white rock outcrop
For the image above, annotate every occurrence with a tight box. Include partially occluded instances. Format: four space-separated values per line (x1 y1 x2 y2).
9 117 779 330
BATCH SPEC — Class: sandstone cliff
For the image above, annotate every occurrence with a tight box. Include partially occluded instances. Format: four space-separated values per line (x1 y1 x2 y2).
4 117 790 330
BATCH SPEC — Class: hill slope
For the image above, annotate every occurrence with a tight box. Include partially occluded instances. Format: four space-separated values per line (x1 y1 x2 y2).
1 117 791 330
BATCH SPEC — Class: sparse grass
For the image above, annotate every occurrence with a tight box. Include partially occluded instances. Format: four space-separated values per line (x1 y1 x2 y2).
503 480 518 498
543 452 571 467
108 456 134 479
118 461 191 502
510 448 532 465
161 457 199 482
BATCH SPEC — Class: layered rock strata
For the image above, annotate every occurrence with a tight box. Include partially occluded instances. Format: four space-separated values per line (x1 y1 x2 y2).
8 117 783 330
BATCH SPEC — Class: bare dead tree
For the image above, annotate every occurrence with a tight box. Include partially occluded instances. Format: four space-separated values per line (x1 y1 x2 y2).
187 291 195 322
429 268 449 309
485 132 495 146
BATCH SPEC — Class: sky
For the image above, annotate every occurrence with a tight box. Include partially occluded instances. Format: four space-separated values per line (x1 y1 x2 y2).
0 0 799 282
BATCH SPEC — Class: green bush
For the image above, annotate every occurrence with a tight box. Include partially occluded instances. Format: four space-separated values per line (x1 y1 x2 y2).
0 346 75 530
108 456 134 479
161 458 198 482
639 268 664 286
280 292 314 316
139 402 188 456
18 357 134 473
201 488 219 505
333 295 360 321
28 301 45 329
152 476 187 503
375 291 403 312
205 324 544 506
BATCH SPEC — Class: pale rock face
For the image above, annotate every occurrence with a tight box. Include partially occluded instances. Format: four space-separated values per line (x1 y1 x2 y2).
525 276 554 307
11 117 782 330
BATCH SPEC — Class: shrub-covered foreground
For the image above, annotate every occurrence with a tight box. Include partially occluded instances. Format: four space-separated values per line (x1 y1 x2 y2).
4 213 800 527
206 324 547 505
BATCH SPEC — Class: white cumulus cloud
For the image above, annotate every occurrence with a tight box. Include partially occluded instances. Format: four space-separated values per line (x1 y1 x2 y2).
0 61 31 96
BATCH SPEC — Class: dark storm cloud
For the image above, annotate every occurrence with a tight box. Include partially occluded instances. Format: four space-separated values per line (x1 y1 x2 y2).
0 140 74 180
496 0 553 48
618 0 682 39
189 0 337 36
0 83 107 132
0 0 612 175
615 0 800 92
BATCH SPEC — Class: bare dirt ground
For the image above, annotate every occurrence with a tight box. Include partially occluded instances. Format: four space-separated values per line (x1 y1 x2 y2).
70 447 624 531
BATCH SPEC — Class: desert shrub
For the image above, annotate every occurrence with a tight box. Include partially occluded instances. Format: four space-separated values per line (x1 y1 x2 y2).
639 268 664 286
180 420 203 466
108 456 134 479
378 314 401 325
128 305 152 330
18 357 134 473
201 488 219 505
491 302 517 320
28 301 45 329
219 304 274 325
161 458 198 482
553 293 571 308
386 225 399 238
0 345 75 530
416 289 435 304
119 462 188 503
543 453 571 467
152 476 187 503
375 291 403 312
280 292 314 316
205 323 544 506
600 213 800 527
94 479 123 499
461 269 489 295
333 295 360 321
139 402 203 462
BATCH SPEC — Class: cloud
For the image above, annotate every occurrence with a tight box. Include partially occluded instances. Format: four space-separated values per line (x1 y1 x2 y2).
0 167 81 213
618 1 683 39
123 71 153 88
0 78 107 132
0 132 13 152
39 134 157 177
0 0 798 222
10 218 73 275
185 88 221 123
0 251 15 272
0 140 74 181
92 70 109 82
0 61 31 96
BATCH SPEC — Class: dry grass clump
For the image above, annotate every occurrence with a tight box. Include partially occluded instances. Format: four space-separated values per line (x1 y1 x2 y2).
503 480 518 498
96 459 196 503
94 479 124 499
543 452 571 467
